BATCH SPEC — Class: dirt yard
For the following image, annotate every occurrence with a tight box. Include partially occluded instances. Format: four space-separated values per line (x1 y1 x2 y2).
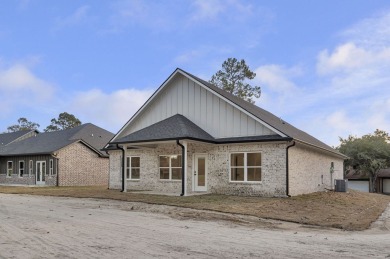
0 186 389 230
0 193 390 258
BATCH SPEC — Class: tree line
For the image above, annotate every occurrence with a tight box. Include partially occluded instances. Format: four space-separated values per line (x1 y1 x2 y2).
5 112 81 133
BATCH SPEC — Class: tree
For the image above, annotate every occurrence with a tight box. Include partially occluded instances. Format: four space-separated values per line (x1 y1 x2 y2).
210 58 261 104
338 130 390 192
7 118 40 132
44 112 82 132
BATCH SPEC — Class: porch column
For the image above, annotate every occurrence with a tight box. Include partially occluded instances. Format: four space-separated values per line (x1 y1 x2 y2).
183 141 188 196
123 144 128 192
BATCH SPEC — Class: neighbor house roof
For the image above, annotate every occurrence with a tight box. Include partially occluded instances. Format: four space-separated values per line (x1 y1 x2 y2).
0 130 37 146
109 68 346 158
112 114 290 145
0 123 113 157
378 168 390 178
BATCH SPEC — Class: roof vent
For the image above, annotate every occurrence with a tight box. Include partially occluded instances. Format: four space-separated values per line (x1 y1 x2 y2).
279 117 285 124
91 134 94 137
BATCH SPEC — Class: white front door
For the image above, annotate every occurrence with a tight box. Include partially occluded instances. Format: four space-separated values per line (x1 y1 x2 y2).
194 154 207 192
36 161 46 185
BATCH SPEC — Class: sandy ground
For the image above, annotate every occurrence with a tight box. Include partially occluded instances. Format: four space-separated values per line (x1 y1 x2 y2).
0 194 389 259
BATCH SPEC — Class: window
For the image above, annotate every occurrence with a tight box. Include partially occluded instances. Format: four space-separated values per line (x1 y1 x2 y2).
19 161 24 177
159 155 182 180
49 159 54 176
230 152 262 182
126 156 140 180
7 161 13 177
29 160 33 176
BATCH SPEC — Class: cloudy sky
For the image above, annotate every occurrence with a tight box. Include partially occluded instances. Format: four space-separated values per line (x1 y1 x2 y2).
1 0 390 146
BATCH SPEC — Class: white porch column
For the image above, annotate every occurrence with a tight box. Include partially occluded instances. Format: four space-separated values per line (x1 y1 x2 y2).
123 144 128 192
183 141 188 196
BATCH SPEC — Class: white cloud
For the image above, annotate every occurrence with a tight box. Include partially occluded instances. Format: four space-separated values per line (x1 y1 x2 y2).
54 5 91 30
70 88 153 132
317 42 390 75
0 64 54 99
108 0 174 32
190 0 226 21
254 65 301 93
0 63 55 122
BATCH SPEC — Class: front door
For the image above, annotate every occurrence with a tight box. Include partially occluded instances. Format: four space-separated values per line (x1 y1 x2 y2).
194 154 207 192
36 161 46 185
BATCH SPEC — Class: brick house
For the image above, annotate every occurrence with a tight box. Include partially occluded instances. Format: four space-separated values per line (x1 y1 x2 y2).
105 68 347 196
0 123 113 186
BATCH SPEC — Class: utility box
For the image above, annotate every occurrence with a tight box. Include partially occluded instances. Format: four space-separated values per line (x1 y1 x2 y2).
335 179 348 192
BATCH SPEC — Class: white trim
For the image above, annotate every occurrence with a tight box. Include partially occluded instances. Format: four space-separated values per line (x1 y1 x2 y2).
125 156 141 180
159 154 182 181
182 141 188 196
36 161 46 185
229 152 262 183
6 161 13 177
18 160 25 177
193 153 208 192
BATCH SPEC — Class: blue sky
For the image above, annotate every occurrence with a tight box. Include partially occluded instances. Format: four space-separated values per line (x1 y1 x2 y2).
1 0 390 146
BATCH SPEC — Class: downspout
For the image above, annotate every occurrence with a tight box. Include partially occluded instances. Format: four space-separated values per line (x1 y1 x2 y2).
176 140 185 196
286 141 296 197
116 144 126 192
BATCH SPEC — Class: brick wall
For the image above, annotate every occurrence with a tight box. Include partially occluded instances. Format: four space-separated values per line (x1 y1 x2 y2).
288 143 344 196
57 142 109 186
109 142 287 197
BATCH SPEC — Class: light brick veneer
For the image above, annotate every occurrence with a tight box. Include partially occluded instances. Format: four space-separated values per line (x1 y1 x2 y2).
288 143 344 196
57 142 109 186
109 142 288 197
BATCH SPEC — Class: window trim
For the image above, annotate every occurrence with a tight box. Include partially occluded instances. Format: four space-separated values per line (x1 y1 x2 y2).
126 156 140 180
7 161 13 177
159 154 182 181
19 160 25 177
29 160 33 176
229 152 262 183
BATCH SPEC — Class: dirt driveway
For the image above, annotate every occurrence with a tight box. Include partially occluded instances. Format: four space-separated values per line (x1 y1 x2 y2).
0 194 389 259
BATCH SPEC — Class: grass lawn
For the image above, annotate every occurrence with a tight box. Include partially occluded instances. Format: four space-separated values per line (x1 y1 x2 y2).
0 186 389 231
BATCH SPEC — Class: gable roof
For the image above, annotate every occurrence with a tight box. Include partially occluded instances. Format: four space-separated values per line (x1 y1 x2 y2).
0 123 114 157
112 114 289 145
0 130 37 146
109 68 345 158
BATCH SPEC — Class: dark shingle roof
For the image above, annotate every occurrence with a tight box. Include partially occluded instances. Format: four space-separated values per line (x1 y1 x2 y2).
113 114 214 144
112 114 291 144
179 69 343 156
0 123 113 157
0 130 34 146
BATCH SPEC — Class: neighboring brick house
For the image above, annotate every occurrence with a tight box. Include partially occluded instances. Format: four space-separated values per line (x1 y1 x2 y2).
105 68 347 197
0 123 113 186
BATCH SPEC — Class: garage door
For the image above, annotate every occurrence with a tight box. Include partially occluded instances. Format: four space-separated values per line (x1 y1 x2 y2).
348 180 369 192
383 179 390 194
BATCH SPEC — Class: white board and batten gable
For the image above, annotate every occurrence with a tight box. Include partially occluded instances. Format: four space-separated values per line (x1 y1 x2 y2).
114 69 281 142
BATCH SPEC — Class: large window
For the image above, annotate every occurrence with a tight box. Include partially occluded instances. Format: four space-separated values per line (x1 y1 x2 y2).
230 152 262 182
159 155 182 180
7 161 13 177
126 156 140 180
19 161 24 177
